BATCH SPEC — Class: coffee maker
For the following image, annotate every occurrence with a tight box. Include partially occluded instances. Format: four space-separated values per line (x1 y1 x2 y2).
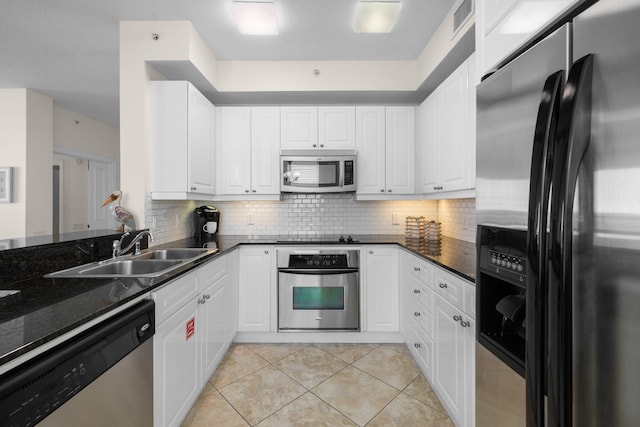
194 205 220 239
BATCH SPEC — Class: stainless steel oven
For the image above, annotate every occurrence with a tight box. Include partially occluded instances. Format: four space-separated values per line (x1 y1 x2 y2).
277 248 359 331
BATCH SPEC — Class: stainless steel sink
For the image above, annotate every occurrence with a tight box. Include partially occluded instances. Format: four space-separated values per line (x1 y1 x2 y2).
45 247 218 278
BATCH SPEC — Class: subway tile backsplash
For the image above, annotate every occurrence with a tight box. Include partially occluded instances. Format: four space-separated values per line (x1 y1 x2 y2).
145 193 476 245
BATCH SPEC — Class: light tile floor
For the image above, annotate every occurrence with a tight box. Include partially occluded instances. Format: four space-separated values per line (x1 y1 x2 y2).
182 343 454 427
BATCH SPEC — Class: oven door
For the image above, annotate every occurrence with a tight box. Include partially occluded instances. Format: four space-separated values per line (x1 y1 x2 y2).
278 270 359 331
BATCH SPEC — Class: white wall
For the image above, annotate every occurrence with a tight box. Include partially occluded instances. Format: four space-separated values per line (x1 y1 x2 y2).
53 105 119 159
0 89 53 239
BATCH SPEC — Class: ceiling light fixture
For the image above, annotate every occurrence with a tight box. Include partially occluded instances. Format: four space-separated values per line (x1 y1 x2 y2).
353 0 402 33
231 1 279 35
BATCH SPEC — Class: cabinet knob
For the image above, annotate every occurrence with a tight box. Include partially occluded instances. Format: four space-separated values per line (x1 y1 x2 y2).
460 320 470 328
252 189 256 193
198 298 206 304
413 266 420 271
413 289 420 294
380 189 385 192
453 314 462 322
439 282 448 289
388 189 392 193
320 144 324 148
245 189 250 193
369 250 373 254
312 144 317 148
413 343 421 349
264 250 269 254
204 294 210 299
191 186 197 191
413 311 421 317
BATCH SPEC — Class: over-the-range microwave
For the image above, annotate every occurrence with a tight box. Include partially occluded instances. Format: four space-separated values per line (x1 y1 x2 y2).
280 150 356 193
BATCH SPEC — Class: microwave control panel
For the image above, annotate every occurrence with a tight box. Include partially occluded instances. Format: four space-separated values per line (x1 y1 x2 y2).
344 161 354 185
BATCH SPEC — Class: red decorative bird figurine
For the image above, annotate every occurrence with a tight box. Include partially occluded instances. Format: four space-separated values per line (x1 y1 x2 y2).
101 190 136 231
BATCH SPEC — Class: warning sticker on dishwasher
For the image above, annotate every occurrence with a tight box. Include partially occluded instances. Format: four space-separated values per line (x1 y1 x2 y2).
186 317 195 340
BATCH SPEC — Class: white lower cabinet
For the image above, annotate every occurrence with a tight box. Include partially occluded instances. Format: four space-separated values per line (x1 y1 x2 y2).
152 254 232 427
401 250 475 427
363 246 399 332
238 246 273 332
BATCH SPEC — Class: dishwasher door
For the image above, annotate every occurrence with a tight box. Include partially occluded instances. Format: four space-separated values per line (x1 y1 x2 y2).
0 300 154 427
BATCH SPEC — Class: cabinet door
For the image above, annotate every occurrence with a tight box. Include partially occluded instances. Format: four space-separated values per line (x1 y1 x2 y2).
250 107 281 194
217 107 251 195
433 295 467 427
318 106 356 149
364 246 399 332
187 84 215 194
355 106 386 194
438 61 470 192
280 106 318 149
227 249 240 340
418 94 441 194
200 276 227 381
238 246 272 332
385 107 415 194
154 299 200 427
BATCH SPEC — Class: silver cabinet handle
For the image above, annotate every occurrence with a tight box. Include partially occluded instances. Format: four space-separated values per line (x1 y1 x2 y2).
252 189 256 193
320 144 324 148
460 320 470 328
191 186 197 191
439 282 447 289
380 189 385 192
198 298 206 304
388 189 392 192
264 250 269 254
204 294 210 299
453 315 462 322
414 343 421 349
312 144 317 148
413 266 420 271
369 250 373 254
413 289 420 294
245 189 250 193
413 312 421 317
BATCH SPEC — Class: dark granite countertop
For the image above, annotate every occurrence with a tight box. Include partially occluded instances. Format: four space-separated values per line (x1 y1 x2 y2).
0 234 475 370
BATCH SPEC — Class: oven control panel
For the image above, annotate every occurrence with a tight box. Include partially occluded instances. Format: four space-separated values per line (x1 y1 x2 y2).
289 254 349 269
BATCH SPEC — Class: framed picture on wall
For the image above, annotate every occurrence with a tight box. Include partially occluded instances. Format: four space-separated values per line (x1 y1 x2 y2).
0 167 12 203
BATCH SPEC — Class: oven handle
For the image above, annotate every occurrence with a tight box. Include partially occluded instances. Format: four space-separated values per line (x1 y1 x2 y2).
278 268 359 275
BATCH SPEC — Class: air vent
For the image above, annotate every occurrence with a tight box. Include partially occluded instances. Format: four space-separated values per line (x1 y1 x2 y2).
453 0 473 36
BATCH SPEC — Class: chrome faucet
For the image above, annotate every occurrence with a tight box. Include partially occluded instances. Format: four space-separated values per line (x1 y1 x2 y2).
112 230 154 258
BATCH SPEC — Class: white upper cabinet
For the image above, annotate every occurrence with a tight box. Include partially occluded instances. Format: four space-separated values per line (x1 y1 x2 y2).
217 106 280 196
151 81 215 200
318 106 356 149
476 0 583 80
417 54 475 195
281 106 355 149
356 106 386 194
357 106 415 195
280 106 318 149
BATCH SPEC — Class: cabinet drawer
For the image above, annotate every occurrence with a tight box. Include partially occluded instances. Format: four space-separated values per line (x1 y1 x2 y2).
409 297 434 338
198 254 227 289
433 267 464 311
153 270 199 324
407 274 433 314
409 324 433 381
406 255 432 285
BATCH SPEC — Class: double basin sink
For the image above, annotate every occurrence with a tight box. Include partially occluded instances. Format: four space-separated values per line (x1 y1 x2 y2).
46 248 218 279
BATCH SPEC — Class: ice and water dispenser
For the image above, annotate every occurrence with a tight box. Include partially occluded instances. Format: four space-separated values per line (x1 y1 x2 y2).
476 226 528 376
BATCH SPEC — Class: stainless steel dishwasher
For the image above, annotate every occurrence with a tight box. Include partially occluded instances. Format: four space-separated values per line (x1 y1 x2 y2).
0 300 154 427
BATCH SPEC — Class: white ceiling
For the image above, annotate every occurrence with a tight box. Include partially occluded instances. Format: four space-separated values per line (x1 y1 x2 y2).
0 0 453 126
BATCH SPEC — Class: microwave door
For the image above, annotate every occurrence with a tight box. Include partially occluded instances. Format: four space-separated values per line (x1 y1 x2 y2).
282 160 341 192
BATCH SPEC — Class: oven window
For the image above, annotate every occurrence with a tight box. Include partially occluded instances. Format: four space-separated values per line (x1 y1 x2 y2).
292 287 344 310
283 161 340 187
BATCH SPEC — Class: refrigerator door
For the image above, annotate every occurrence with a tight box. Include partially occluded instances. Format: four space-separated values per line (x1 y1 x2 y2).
569 1 640 425
476 25 570 230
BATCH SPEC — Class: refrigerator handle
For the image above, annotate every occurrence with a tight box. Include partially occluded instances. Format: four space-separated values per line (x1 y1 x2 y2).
548 54 594 427
525 70 564 427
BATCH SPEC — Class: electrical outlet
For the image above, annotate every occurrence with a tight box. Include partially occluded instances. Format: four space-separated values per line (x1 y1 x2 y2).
247 212 254 225
392 213 401 225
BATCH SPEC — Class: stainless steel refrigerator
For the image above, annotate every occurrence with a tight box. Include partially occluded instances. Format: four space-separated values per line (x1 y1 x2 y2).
475 0 640 425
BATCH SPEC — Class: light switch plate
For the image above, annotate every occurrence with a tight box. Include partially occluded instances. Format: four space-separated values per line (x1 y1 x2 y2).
0 167 12 203
392 213 401 225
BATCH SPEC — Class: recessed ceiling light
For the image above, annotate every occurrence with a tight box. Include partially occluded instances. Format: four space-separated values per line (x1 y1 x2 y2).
231 1 279 35
353 0 402 33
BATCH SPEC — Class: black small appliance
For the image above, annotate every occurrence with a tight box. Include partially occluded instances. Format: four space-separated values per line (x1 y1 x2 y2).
194 205 220 238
